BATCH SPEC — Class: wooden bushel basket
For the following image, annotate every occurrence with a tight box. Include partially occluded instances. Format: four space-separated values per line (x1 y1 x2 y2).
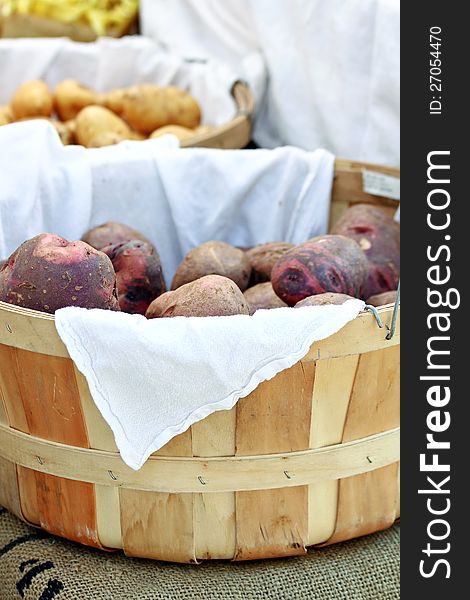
0 160 400 562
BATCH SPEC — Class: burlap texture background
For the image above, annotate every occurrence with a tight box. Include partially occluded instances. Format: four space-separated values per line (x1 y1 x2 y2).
0 508 399 600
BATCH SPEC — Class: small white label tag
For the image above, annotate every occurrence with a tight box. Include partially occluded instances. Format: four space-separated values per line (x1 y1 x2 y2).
362 170 400 201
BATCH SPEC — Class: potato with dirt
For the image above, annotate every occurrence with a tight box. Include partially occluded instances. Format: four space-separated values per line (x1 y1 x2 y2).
244 283 287 314
0 234 120 314
102 240 166 315
271 235 368 305
246 242 294 285
10 81 53 119
366 290 398 307
295 292 355 307
331 204 400 298
102 88 127 116
82 222 153 251
0 106 12 126
54 80 99 121
146 275 250 318
171 241 251 291
120 84 201 135
75 105 132 148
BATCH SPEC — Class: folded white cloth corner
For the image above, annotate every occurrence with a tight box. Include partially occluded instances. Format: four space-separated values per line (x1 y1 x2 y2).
55 300 364 470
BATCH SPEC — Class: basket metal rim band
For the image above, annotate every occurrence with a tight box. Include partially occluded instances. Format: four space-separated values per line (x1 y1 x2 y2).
0 424 400 493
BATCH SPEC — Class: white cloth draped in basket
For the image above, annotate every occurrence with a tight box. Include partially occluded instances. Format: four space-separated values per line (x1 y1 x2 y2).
55 300 364 470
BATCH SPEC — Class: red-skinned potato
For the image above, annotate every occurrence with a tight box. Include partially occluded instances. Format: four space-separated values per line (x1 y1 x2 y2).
171 241 251 292
295 292 355 307
82 222 153 250
366 290 398 307
146 274 249 318
102 240 166 315
331 204 400 298
271 235 368 306
244 282 287 314
0 234 119 314
246 242 294 285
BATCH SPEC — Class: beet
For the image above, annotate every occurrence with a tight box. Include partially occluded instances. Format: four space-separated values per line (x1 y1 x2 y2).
295 292 355 307
0 234 120 314
82 221 152 250
102 240 166 315
146 275 250 318
171 241 252 292
331 204 400 298
244 282 287 314
271 235 368 306
366 290 398 307
246 242 294 285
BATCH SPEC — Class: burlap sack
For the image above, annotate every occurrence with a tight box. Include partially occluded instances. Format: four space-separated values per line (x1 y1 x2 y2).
0 508 399 600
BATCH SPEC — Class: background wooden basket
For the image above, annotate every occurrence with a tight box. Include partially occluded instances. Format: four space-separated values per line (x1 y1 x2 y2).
0 160 400 562
181 81 254 150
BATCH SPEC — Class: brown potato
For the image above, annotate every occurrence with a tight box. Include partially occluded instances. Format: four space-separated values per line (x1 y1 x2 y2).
149 125 195 141
246 242 294 285
171 241 252 291
82 221 153 250
102 88 127 116
10 80 53 119
0 105 13 126
295 293 355 307
120 84 201 135
54 80 99 121
75 105 132 148
51 120 74 145
64 118 77 141
244 283 287 314
366 290 398 307
146 275 250 318
86 131 127 147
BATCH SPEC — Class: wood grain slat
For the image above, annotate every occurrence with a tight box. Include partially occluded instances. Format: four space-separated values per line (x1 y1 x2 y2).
308 355 359 545
0 378 22 518
325 346 400 544
192 409 237 559
234 361 314 559
120 429 196 562
75 366 121 549
0 344 101 546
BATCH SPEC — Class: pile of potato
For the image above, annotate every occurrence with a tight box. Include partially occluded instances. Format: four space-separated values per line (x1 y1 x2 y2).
0 204 399 319
0 79 209 147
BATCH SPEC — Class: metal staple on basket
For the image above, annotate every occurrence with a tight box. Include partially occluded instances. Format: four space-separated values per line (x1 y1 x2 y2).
386 281 400 340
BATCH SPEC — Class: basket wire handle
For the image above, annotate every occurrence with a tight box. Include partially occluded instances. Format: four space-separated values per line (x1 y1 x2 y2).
385 280 400 340
363 304 384 329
